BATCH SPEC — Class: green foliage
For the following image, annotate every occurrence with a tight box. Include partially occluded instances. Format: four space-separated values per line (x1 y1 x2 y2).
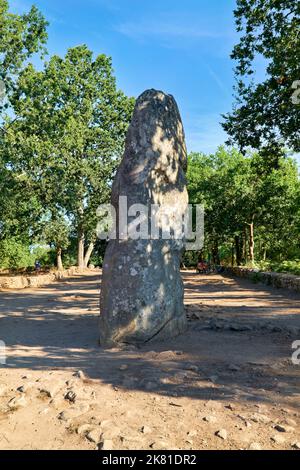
89 253 104 268
187 146 300 269
31 245 55 267
41 216 70 251
0 238 32 269
182 250 199 268
1 0 298 276
4 44 134 267
0 3 134 271
256 259 300 276
87 240 108 268
187 146 252 260
0 239 55 270
0 0 48 120
223 0 300 156
0 0 49 270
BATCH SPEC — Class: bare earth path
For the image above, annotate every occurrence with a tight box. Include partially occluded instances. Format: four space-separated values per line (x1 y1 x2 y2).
0 271 299 450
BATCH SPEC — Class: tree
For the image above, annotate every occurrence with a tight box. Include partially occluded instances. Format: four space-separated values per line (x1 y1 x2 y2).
187 146 300 266
0 237 32 270
0 151 44 263
250 154 299 261
0 0 48 268
0 0 48 124
223 0 300 158
41 215 70 270
187 147 250 263
5 45 134 267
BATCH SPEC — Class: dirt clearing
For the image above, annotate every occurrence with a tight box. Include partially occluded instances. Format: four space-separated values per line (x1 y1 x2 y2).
0 271 299 450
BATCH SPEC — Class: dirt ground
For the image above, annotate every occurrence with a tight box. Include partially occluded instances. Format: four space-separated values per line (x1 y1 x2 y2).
0 270 299 450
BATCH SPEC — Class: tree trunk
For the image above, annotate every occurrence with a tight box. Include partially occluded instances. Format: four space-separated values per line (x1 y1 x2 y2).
235 235 242 266
249 221 255 264
57 247 63 271
231 243 235 267
84 242 94 268
212 240 220 265
243 226 247 264
78 229 85 268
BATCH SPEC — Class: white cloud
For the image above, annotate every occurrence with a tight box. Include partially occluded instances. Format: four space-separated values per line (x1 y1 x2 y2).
115 20 227 41
204 64 232 97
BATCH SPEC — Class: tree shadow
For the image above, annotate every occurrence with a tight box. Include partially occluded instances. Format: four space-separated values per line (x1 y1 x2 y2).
1 272 299 409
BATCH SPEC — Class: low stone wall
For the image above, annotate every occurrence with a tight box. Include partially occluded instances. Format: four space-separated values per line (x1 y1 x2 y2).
0 267 91 290
224 266 300 293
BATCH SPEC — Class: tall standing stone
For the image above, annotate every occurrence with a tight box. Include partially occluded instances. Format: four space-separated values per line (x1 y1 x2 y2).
99 89 188 347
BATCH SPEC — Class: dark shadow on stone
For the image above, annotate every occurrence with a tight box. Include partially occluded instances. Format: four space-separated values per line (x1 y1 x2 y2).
99 89 189 347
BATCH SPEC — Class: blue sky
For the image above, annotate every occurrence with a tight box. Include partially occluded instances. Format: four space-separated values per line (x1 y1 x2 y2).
10 0 251 153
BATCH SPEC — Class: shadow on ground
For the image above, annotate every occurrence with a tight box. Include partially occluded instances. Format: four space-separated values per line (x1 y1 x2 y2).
1 271 300 408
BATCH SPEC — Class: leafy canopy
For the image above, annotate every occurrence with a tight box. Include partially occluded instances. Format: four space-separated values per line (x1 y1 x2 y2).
223 0 300 156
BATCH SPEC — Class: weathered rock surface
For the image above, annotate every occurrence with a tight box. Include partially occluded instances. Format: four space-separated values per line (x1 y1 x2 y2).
215 429 228 440
58 403 90 421
249 442 261 450
99 89 188 347
7 395 27 409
